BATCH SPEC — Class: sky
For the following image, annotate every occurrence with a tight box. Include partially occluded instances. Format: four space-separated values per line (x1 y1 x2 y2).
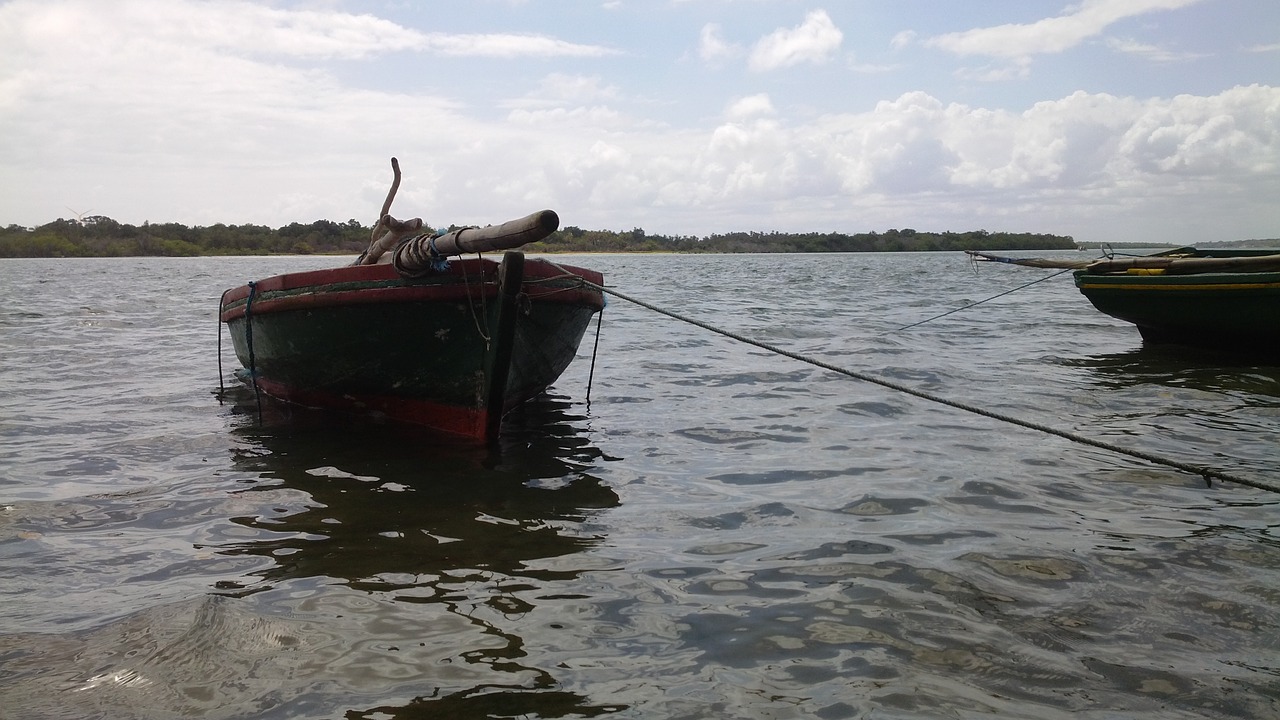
1 0 1278 244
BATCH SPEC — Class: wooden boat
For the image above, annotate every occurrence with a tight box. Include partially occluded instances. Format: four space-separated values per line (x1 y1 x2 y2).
967 247 1280 351
219 159 605 443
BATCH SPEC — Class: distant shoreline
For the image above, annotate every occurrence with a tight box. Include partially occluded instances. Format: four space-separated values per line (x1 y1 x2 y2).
2 216 1078 258
5 216 1275 258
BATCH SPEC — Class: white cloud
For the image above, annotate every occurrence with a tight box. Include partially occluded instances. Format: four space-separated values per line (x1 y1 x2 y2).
5 0 424 60
699 23 740 63
0 0 1276 245
945 91 1145 189
0 0 614 62
955 58 1033 83
507 105 629 128
537 74 620 104
748 10 844 72
616 85 1280 237
725 94 775 120
924 0 1203 60
848 61 900 75
1105 37 1206 63
422 33 618 59
1116 86 1280 176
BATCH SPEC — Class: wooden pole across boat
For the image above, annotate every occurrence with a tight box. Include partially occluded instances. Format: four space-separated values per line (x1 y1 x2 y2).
1083 254 1280 274
431 210 560 257
358 157 560 270
392 210 560 276
966 249 1280 274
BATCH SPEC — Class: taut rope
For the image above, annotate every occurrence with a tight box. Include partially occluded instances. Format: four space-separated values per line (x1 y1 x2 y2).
895 267 1074 332
549 268 1279 496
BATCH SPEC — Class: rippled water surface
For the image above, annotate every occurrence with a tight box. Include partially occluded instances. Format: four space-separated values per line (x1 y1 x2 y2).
1 254 1278 719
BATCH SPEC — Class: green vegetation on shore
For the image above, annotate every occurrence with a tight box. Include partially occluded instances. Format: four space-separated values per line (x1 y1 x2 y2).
1 215 1076 258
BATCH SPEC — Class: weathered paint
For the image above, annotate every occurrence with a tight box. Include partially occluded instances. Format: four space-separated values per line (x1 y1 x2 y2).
1073 269 1280 350
220 256 604 441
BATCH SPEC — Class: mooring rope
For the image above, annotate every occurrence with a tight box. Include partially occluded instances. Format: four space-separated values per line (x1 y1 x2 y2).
455 253 493 345
559 272 1279 495
895 267 1075 332
586 307 604 404
217 288 231 396
244 281 263 424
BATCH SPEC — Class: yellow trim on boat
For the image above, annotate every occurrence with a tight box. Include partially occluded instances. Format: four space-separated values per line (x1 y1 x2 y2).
1077 281 1280 291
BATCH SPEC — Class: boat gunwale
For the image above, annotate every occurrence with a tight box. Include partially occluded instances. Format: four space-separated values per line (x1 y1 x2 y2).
1073 269 1280 293
219 258 604 323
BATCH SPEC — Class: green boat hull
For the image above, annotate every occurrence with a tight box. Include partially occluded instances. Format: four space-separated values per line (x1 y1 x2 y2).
1073 268 1280 351
220 254 604 441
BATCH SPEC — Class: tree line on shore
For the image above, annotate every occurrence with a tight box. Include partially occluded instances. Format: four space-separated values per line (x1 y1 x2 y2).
0 215 1077 258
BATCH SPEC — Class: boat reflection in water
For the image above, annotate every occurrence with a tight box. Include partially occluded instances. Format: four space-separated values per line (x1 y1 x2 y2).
215 389 624 718
0 391 624 720
224 396 618 591
1059 348 1280 488
1065 347 1280 397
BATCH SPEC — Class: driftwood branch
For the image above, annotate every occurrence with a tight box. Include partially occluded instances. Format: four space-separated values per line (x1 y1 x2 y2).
358 157 426 265
364 214 424 265
354 157 562 270
368 157 401 246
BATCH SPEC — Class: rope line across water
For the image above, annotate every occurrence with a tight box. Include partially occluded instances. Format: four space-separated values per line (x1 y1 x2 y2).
895 267 1074 332
565 273 1279 495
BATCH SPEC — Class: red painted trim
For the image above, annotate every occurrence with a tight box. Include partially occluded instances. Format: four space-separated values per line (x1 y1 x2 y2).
252 375 490 442
220 259 493 306
221 284 494 321
530 258 604 286
220 257 604 322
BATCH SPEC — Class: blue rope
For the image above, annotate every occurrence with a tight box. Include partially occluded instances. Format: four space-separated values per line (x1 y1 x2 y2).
428 233 450 271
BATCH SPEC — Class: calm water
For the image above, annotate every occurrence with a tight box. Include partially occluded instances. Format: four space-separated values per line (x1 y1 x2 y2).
1 253 1277 719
